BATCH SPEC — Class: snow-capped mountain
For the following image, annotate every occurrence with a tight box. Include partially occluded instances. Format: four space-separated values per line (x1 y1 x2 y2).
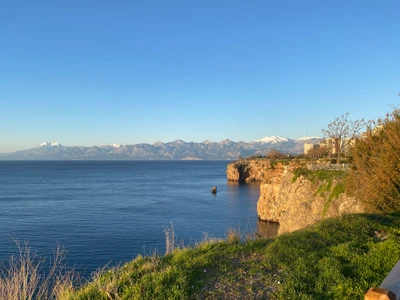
98 143 121 148
38 142 62 147
0 136 321 160
253 136 290 144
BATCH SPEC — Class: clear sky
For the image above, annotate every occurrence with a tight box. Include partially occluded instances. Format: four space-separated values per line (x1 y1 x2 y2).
1 1 399 152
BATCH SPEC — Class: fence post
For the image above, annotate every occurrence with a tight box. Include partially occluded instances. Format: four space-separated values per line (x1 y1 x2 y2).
306 163 349 171
365 287 396 300
365 260 400 299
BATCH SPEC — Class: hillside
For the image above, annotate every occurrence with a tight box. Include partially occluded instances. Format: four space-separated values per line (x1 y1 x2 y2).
60 213 400 299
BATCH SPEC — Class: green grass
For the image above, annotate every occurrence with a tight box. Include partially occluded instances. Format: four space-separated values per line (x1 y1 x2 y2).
61 213 400 300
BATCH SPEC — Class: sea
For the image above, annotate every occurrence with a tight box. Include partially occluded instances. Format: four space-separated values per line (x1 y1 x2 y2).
0 160 278 277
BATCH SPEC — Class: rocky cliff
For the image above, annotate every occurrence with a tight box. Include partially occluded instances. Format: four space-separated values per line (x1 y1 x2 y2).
257 167 365 234
226 159 295 183
226 159 365 235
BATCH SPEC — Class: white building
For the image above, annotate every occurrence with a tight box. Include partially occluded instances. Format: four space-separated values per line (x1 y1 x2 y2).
304 143 315 155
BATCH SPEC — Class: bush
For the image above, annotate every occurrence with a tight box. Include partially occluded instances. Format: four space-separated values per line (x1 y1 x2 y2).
347 109 400 212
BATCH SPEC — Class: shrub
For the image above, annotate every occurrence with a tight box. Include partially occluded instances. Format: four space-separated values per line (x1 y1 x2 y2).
265 149 286 159
347 109 400 212
270 160 277 169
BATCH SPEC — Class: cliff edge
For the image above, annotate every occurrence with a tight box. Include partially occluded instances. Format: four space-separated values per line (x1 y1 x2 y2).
226 159 295 183
227 159 366 235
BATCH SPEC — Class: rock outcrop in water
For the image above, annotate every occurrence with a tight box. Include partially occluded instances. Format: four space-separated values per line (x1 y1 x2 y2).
227 159 366 235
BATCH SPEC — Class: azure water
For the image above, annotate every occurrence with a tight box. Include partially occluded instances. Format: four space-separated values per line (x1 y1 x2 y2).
0 160 277 276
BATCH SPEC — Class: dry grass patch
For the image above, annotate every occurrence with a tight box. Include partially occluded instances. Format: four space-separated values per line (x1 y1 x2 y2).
0 241 77 300
201 253 277 300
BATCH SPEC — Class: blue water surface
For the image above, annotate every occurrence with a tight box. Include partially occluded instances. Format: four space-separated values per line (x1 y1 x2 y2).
0 160 275 276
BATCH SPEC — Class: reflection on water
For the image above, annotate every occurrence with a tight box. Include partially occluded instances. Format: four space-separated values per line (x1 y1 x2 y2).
257 219 279 239
227 181 280 239
226 181 261 201
226 181 261 190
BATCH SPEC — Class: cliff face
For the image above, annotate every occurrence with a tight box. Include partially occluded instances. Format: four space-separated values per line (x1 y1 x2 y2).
257 168 365 234
226 159 366 235
226 160 291 183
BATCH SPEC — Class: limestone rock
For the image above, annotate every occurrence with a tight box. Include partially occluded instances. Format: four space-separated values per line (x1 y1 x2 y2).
226 159 296 183
226 158 366 235
257 170 366 235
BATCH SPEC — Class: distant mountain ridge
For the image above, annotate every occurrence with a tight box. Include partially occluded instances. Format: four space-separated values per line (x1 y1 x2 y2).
0 136 321 160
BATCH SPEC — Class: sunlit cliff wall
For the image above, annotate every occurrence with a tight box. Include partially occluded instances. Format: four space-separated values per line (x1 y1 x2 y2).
227 159 365 234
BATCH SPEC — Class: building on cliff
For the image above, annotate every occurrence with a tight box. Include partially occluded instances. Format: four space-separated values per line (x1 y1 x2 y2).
304 143 315 155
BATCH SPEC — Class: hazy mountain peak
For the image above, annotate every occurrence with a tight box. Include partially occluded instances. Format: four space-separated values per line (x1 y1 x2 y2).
220 138 234 145
153 141 164 147
170 140 185 145
254 136 289 144
295 136 321 142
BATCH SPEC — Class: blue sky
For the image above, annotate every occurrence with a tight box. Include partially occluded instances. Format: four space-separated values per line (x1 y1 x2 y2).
1 1 399 152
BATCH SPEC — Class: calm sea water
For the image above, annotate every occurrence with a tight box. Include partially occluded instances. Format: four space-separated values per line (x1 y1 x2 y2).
0 160 277 276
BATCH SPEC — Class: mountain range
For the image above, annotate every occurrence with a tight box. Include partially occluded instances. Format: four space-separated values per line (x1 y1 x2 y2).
0 136 321 160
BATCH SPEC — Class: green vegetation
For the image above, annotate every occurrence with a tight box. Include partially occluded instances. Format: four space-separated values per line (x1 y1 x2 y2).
292 168 347 184
270 160 277 169
322 183 346 217
266 213 400 299
55 213 400 300
276 159 290 166
347 109 400 212
269 159 291 169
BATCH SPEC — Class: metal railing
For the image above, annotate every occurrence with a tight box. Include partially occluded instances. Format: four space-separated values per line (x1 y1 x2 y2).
306 163 350 171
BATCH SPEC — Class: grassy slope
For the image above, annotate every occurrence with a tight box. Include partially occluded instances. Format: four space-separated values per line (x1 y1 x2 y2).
63 213 400 300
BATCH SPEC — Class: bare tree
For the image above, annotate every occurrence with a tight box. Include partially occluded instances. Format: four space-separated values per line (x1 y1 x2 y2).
322 113 367 164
